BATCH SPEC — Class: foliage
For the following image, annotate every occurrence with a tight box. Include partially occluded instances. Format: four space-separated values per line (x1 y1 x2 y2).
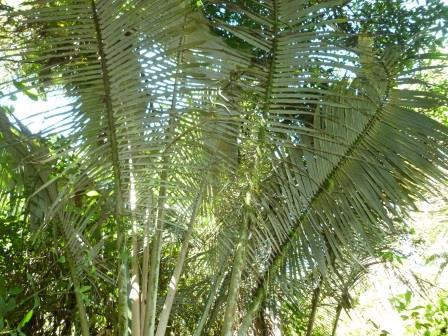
392 291 448 336
424 79 448 125
0 0 447 335
348 0 447 58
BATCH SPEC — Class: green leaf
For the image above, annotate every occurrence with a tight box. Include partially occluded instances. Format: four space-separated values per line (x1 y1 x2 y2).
18 309 33 328
79 286 91 293
86 190 100 197
12 80 39 101
24 90 39 101
9 287 22 296
405 291 412 305
12 80 26 91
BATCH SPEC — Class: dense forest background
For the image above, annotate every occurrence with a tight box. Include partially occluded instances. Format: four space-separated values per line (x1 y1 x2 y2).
0 0 447 335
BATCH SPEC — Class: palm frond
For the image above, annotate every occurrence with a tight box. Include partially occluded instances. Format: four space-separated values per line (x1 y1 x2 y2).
1 0 447 334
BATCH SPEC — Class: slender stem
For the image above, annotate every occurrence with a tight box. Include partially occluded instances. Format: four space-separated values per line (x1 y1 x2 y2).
305 280 322 336
253 303 269 336
237 266 271 336
118 255 129 336
143 188 167 336
131 218 141 336
155 189 203 336
90 0 123 226
233 1 278 330
67 253 90 336
221 193 250 336
205 274 231 334
261 0 278 120
140 197 153 336
143 31 185 336
331 305 342 336
193 270 227 336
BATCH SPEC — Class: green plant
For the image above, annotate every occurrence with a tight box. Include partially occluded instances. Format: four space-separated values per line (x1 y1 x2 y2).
392 291 448 336
0 0 447 335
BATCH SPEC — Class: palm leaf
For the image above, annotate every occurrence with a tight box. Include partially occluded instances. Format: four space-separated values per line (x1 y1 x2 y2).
1 0 447 335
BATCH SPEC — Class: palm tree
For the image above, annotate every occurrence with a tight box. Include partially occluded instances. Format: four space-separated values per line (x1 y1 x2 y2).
0 0 447 335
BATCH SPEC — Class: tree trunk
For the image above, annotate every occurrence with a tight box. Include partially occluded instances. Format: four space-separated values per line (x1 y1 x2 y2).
193 270 227 336
305 280 322 336
67 254 90 336
142 32 185 336
155 190 203 336
331 304 342 336
221 193 251 336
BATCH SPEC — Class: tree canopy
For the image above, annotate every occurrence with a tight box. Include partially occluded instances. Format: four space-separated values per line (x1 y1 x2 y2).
0 0 447 335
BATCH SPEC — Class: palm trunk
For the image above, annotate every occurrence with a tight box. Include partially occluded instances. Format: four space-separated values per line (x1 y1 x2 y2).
143 190 167 336
140 252 149 336
118 254 129 336
221 193 251 336
67 254 90 336
237 283 265 336
128 146 140 336
131 218 141 336
142 33 185 336
140 196 153 336
155 189 203 336
305 280 322 336
331 304 342 336
205 275 230 334
253 304 269 336
193 270 227 336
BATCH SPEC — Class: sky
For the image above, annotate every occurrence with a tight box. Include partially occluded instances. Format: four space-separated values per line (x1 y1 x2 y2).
3 91 73 134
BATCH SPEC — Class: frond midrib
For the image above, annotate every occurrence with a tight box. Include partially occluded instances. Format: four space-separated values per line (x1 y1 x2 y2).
238 60 394 332
90 0 123 215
